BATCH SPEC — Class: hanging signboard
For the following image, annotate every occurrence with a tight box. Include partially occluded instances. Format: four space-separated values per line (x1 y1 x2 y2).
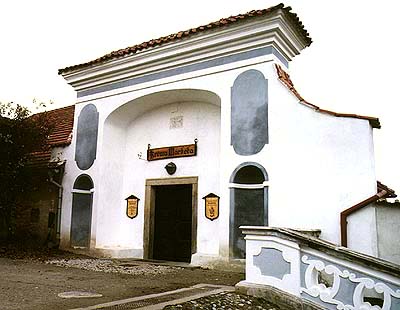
147 140 197 161
125 195 140 219
202 193 219 221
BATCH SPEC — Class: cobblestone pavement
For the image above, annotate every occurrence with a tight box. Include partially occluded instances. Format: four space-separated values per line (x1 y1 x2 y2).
164 292 287 310
46 258 183 276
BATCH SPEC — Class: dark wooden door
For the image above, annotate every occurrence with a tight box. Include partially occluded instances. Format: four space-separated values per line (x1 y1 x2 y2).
153 185 192 262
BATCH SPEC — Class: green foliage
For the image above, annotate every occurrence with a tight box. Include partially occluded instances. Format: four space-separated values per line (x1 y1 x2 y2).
0 101 54 240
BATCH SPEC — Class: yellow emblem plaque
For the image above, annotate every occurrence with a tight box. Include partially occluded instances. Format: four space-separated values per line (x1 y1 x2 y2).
125 195 140 219
203 193 219 221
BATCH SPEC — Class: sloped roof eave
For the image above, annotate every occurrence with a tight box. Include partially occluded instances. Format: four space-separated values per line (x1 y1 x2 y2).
275 64 381 129
28 105 75 168
58 3 311 75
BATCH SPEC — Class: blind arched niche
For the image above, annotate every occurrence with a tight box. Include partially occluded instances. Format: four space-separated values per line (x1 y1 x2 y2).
70 174 94 247
229 162 269 259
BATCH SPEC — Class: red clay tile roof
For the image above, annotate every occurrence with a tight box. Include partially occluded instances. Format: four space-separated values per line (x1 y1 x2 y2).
275 64 381 129
29 151 52 168
28 105 75 168
58 3 311 75
46 105 75 147
377 181 397 198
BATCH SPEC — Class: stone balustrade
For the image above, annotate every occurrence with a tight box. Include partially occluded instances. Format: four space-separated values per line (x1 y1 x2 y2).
237 227 400 310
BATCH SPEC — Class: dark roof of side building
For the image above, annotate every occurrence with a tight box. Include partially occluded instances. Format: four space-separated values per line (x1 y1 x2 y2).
377 181 397 198
58 3 311 75
29 105 75 168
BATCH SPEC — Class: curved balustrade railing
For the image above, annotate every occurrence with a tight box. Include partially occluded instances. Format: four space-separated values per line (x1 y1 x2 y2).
238 227 400 310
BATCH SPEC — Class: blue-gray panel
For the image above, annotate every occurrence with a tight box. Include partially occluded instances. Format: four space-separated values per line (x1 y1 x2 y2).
77 46 288 98
253 248 290 279
75 104 99 170
334 278 357 307
70 193 92 247
231 188 265 259
229 162 269 259
300 252 400 310
231 69 268 155
391 296 400 309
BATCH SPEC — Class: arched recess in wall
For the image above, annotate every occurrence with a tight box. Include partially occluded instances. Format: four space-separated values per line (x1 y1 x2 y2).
231 69 268 155
75 104 99 170
101 88 221 199
101 89 221 254
229 162 269 259
70 174 94 248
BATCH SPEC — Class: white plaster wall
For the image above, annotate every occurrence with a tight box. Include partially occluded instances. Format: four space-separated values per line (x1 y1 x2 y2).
212 61 376 247
347 206 377 256
266 64 377 245
376 205 400 265
95 100 221 256
60 52 378 259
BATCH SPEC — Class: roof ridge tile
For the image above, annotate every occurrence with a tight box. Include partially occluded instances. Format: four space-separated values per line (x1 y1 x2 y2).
58 3 311 75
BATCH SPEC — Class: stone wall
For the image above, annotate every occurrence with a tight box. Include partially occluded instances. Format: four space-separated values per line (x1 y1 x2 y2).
15 183 58 246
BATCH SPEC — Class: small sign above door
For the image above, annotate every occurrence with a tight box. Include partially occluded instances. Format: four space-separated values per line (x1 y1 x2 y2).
147 139 197 161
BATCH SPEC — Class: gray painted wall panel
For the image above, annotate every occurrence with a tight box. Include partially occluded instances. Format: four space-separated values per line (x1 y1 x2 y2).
71 193 92 247
231 69 268 156
229 162 268 259
75 104 99 170
233 188 264 258
253 248 290 279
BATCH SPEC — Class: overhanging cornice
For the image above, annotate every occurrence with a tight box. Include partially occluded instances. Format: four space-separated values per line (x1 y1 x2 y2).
62 9 310 95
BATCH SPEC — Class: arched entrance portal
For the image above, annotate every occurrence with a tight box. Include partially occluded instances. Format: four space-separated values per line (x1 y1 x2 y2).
230 162 268 259
70 175 94 247
101 89 221 262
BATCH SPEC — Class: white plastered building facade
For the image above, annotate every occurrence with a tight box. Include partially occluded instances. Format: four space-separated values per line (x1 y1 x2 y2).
58 5 381 266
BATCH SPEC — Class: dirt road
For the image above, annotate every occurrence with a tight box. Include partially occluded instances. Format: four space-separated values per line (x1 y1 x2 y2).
0 253 243 310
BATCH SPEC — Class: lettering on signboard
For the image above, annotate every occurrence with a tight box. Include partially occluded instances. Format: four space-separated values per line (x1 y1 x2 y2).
147 139 197 161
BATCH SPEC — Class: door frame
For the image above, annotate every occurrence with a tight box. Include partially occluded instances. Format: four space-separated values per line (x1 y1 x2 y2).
143 176 198 260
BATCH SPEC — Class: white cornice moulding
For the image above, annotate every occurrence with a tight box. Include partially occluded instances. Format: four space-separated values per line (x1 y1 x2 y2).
62 11 308 93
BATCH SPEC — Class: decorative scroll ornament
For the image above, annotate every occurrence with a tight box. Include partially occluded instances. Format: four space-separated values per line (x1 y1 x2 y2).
301 255 400 310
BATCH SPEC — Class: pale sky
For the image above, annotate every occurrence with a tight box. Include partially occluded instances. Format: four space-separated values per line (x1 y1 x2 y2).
1 1 399 193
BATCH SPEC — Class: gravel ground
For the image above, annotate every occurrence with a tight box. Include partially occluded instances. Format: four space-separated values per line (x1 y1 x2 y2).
164 292 284 310
0 245 288 310
45 259 287 309
0 246 244 310
46 258 183 275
